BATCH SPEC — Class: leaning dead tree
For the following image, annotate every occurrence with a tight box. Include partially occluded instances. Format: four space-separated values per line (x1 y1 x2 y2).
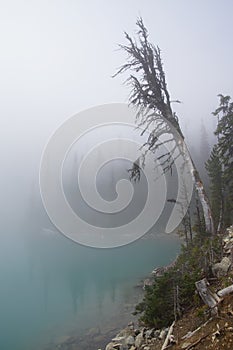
114 17 214 234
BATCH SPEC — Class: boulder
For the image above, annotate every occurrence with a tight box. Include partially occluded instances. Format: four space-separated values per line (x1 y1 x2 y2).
105 342 124 350
126 335 135 346
127 322 134 331
159 329 167 340
145 329 154 338
105 342 116 350
135 332 144 348
212 257 231 277
134 329 141 336
154 329 160 338
112 336 125 342
143 278 153 289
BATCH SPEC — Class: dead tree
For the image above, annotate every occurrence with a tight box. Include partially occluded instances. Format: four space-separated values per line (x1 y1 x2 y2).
114 18 214 234
195 278 220 315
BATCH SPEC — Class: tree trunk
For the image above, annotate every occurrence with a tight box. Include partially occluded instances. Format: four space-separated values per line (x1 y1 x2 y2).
217 197 224 233
187 208 193 242
195 278 220 314
161 321 175 350
180 139 215 235
217 284 233 298
115 18 215 235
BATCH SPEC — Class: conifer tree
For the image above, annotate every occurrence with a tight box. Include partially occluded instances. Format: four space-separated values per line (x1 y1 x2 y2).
115 18 214 234
212 94 233 226
205 145 223 231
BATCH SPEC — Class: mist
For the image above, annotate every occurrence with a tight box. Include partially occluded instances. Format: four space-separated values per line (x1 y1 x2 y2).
0 1 232 349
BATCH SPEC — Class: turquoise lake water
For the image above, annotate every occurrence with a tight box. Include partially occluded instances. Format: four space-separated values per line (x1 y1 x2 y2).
0 140 181 349
0 226 180 350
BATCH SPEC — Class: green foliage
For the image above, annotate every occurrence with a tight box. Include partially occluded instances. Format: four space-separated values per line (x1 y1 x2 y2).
134 272 174 328
195 305 209 320
208 94 233 228
135 236 222 327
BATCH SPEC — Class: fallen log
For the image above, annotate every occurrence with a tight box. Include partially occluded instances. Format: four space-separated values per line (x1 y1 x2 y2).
184 332 211 350
161 321 175 350
217 284 233 298
195 278 220 314
181 318 212 340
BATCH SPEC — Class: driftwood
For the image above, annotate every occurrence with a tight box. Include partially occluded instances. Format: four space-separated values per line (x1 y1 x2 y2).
217 284 233 298
161 321 175 350
183 323 232 350
184 332 211 350
181 318 213 340
195 278 220 314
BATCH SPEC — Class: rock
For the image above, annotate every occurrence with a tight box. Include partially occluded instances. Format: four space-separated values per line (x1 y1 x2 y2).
226 226 233 236
105 342 122 350
135 333 144 348
169 334 176 344
143 278 153 289
105 342 114 350
112 336 125 342
145 329 154 338
116 328 132 338
134 329 140 336
150 337 158 344
141 327 146 336
154 329 160 338
126 335 135 346
212 257 231 277
128 321 134 328
159 329 167 340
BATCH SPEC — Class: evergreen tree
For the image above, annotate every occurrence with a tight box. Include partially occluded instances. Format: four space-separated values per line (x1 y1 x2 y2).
213 95 233 226
205 145 223 231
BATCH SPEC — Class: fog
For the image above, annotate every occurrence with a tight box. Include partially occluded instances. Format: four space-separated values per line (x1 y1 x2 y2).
1 0 233 213
0 1 232 349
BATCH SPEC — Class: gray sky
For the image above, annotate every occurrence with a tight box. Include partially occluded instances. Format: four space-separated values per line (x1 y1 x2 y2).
0 0 233 210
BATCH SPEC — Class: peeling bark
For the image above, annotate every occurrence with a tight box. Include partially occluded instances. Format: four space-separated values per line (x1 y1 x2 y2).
115 17 215 235
195 278 220 315
161 321 175 350
180 139 215 235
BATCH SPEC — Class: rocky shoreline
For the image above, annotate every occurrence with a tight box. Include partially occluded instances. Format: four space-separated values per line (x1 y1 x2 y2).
104 321 172 350
103 226 233 350
45 226 233 350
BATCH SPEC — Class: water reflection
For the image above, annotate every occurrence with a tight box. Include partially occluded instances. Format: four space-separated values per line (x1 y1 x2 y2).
0 152 180 350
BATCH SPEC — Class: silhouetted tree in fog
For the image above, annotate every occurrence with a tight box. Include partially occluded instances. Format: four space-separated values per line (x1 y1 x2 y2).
114 18 214 234
207 94 233 230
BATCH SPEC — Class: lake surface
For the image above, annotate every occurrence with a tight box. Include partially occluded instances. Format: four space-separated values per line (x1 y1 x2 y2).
0 226 180 350
0 131 181 349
